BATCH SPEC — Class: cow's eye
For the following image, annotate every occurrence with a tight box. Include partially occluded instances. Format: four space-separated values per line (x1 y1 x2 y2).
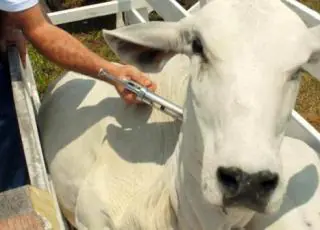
192 37 204 56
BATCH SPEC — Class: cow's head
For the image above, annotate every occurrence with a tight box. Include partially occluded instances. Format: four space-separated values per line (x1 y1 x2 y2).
102 0 320 214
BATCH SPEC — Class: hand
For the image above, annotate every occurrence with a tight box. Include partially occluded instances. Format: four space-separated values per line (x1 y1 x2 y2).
1 28 27 68
106 64 157 105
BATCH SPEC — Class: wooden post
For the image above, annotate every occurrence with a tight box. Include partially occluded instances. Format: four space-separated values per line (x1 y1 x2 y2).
0 185 60 230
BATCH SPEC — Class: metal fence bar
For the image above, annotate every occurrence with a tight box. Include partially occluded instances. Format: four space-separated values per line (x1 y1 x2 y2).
188 1 200 14
48 0 148 25
290 110 320 152
21 54 41 114
124 8 149 25
8 46 69 229
144 0 190 21
283 0 320 27
8 47 49 191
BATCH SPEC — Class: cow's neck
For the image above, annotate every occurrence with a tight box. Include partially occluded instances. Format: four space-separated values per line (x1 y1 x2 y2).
168 90 230 230
141 88 254 230
127 88 213 229
125 78 254 229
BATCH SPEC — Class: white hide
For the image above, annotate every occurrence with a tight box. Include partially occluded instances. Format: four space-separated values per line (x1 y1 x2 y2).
37 0 320 230
38 55 190 229
247 137 320 230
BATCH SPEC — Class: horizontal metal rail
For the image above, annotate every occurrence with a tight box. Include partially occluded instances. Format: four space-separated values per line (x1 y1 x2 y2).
283 0 320 27
144 0 190 21
8 46 69 230
8 47 49 191
48 0 148 25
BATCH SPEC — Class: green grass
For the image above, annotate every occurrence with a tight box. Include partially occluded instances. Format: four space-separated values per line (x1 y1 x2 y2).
28 44 63 96
29 30 119 97
30 1 320 131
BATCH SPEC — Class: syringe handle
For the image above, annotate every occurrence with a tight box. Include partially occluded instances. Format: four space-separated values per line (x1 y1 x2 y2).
98 68 184 121
139 88 183 121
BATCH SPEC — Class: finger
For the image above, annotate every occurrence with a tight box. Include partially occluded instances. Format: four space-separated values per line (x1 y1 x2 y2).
141 76 156 92
135 74 154 88
140 73 152 85
148 82 157 92
115 81 126 94
128 72 157 92
125 67 148 85
118 85 137 103
120 65 151 86
124 89 147 105
122 92 138 105
123 90 139 103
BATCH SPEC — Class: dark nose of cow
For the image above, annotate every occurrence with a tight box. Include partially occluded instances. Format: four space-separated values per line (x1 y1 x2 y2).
217 167 279 211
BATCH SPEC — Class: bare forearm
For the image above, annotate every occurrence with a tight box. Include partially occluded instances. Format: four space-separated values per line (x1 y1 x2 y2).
24 23 113 78
8 4 119 83
6 4 156 104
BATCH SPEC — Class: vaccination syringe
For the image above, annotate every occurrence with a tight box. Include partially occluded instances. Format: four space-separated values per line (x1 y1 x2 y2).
98 68 184 121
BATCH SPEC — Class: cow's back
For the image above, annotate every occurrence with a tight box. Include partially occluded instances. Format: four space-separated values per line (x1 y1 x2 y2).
37 54 191 224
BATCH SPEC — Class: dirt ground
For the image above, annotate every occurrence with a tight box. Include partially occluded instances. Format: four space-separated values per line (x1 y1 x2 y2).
295 1 320 132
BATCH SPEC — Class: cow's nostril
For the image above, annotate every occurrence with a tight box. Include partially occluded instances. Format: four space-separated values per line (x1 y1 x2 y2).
258 171 279 193
217 167 243 196
218 168 279 211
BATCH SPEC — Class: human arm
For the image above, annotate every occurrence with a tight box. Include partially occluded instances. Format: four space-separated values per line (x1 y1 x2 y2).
6 3 156 104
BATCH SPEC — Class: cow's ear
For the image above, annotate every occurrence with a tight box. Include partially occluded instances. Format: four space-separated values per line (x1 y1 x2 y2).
102 21 191 73
302 25 320 81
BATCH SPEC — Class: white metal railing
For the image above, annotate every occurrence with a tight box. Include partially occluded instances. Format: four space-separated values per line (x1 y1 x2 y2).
47 0 149 25
283 0 320 27
8 47 69 230
123 8 148 24
45 0 320 27
144 0 190 21
8 47 49 191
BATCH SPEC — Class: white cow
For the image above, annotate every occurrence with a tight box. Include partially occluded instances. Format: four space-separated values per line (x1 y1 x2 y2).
37 0 320 229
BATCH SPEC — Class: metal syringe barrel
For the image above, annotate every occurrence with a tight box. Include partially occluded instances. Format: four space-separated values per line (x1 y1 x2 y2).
122 80 183 121
98 68 184 121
